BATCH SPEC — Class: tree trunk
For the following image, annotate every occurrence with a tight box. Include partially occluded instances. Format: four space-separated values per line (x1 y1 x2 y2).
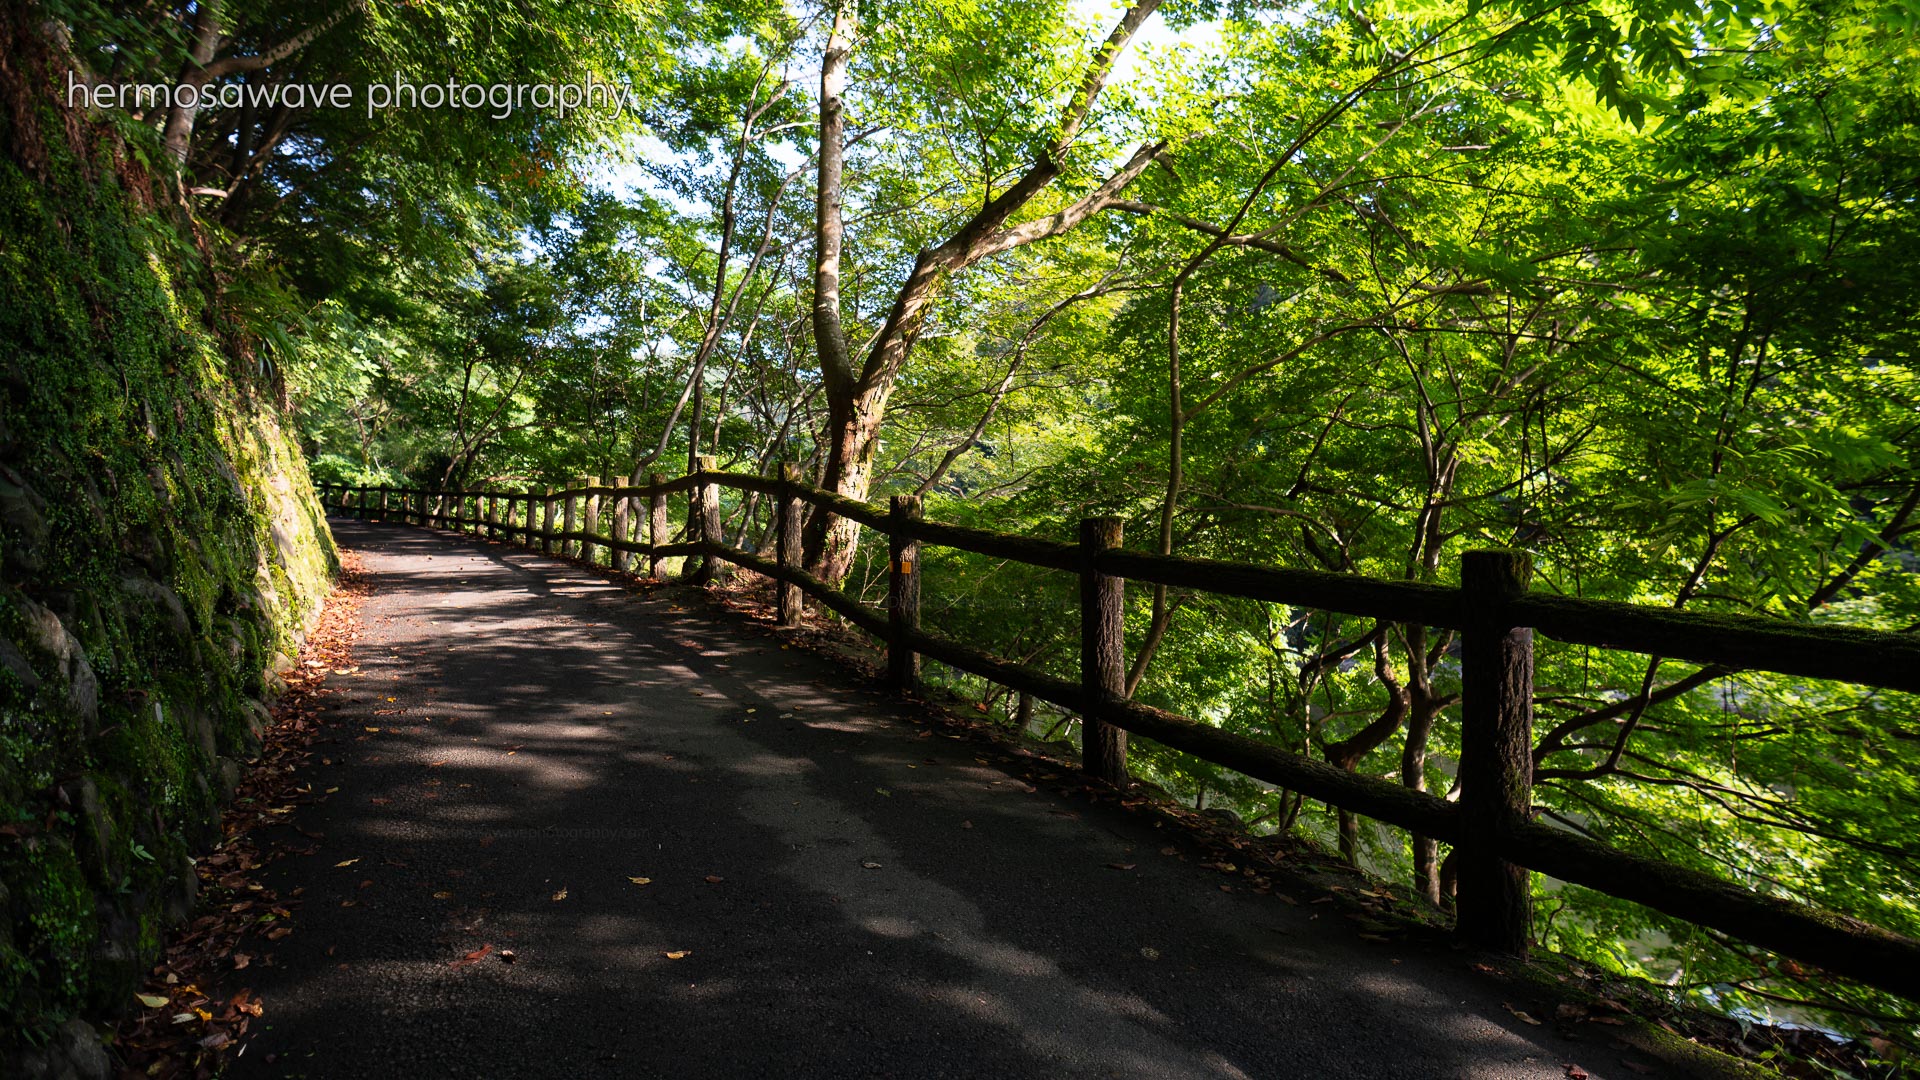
799 0 1165 583
805 382 888 581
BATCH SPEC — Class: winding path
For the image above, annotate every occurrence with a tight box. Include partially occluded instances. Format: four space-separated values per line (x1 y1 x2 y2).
229 518 1655 1079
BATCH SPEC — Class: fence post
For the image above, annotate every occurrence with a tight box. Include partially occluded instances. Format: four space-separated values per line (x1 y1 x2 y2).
357 485 368 520
1078 517 1128 785
888 496 922 692
582 476 603 564
484 489 497 539
777 463 804 626
1456 549 1535 956
520 487 534 547
611 476 632 572
559 478 579 557
648 472 668 579
710 460 733 582
377 486 388 520
689 456 725 583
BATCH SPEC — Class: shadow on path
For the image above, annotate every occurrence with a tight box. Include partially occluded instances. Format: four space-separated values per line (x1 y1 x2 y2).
228 518 1635 1079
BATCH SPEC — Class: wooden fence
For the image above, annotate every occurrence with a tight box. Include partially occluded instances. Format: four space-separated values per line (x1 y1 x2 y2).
315 469 1920 1003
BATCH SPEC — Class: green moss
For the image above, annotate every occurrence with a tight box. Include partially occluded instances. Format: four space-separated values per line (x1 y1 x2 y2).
0 26 336 1047
15 842 93 1005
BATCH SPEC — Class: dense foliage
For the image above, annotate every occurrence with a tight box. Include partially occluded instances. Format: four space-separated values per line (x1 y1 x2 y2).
37 0 1920 1055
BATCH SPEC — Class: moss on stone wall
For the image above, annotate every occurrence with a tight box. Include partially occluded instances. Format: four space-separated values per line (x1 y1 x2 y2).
0 13 336 1052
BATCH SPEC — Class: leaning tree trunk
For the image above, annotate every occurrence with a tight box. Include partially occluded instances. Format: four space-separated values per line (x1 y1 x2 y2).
805 382 889 583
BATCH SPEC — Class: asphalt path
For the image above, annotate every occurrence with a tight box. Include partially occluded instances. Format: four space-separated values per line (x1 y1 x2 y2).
229 518 1655 1079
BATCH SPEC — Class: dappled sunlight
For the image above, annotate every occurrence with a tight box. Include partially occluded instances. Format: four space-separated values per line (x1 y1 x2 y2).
225 520 1641 1079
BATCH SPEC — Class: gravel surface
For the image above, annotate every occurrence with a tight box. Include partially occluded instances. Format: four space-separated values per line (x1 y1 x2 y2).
229 518 1653 1079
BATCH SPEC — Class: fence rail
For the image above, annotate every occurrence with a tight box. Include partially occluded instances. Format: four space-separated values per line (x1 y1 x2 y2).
315 472 1920 1002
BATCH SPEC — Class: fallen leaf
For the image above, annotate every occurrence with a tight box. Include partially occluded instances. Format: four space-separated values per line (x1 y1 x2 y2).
334 858 360 868
861 861 882 870
1139 947 1160 960
1504 1003 1543 1025
232 954 251 970
628 876 652 885
363 727 381 733
1564 1067 1589 1080
704 875 725 884
552 887 568 901
960 820 973 829
875 787 891 796
664 950 691 959
1587 1017 1627 1026
433 891 453 900
1106 862 1137 871
452 944 492 968
137 993 170 1008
